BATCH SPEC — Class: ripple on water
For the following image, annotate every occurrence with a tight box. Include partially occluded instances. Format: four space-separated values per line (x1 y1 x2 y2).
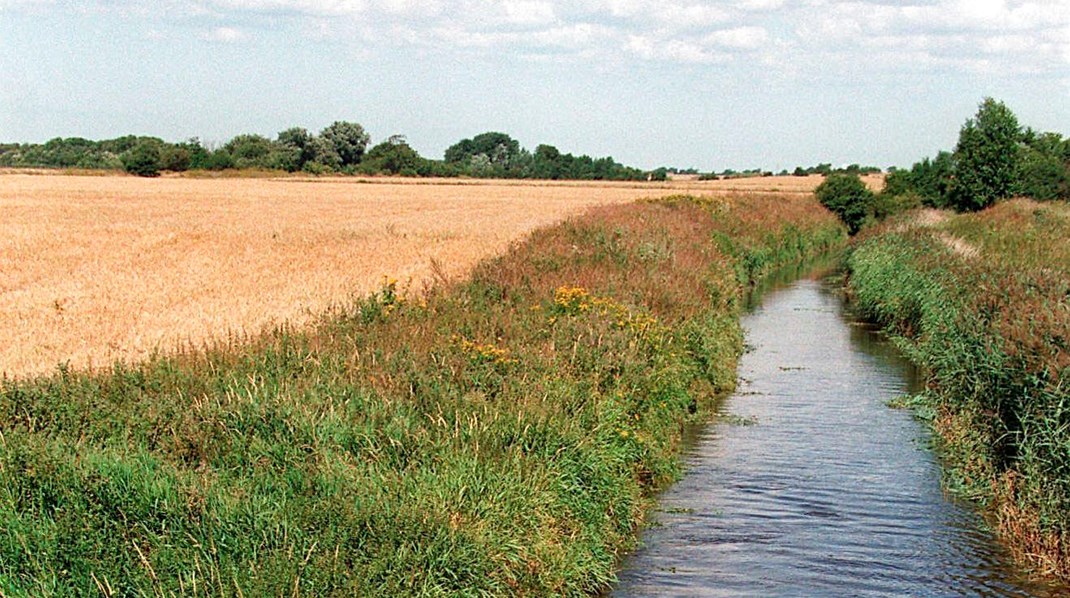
614 278 1066 598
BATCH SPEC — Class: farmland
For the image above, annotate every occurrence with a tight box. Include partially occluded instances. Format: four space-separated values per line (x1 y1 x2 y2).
0 173 861 380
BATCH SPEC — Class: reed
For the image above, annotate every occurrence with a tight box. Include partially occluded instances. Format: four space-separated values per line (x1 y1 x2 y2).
846 199 1070 578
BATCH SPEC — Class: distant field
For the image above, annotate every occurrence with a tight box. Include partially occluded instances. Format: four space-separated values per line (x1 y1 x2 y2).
0 173 866 379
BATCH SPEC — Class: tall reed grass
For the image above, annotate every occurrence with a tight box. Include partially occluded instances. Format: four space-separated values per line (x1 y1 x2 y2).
847 199 1070 578
0 194 844 596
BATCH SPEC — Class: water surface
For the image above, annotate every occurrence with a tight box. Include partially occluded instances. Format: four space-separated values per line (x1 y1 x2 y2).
614 277 1064 597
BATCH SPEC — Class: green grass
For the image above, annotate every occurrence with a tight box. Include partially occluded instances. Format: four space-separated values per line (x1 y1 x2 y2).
0 195 845 596
846 199 1070 578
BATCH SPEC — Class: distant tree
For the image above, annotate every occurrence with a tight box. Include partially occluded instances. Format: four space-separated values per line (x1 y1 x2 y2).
363 135 424 175
648 167 669 181
320 121 370 167
815 173 873 234
277 127 315 171
533 144 563 179
1018 145 1070 201
223 134 277 168
444 132 522 175
1017 129 1070 201
306 136 342 172
182 138 212 170
121 140 162 177
949 98 1021 211
159 144 191 172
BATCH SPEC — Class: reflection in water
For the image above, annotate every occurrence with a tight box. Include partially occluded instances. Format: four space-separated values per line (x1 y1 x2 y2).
614 277 1065 597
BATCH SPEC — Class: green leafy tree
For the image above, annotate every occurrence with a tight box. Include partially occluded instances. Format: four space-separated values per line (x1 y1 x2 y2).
121 140 162 177
815 173 873 234
223 134 277 169
363 135 424 175
533 144 564 179
444 132 524 176
277 127 316 171
307 136 342 171
949 98 1021 211
320 121 370 167
1017 130 1070 201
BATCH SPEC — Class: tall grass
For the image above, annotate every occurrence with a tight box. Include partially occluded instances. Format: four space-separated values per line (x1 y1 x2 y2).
0 194 844 596
846 199 1070 578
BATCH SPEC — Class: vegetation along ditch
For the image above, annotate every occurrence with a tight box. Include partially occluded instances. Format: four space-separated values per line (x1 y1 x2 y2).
0 194 844 595
846 199 1070 580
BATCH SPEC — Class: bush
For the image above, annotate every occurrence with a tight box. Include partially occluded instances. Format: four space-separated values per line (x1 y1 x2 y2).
121 141 162 177
815 173 873 234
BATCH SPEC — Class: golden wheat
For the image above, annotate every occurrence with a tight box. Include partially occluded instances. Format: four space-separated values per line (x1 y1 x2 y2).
0 175 648 378
0 173 862 379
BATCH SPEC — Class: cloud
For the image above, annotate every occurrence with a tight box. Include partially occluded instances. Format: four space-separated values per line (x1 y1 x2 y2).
208 0 366 16
703 26 768 49
4 0 1067 74
201 26 248 42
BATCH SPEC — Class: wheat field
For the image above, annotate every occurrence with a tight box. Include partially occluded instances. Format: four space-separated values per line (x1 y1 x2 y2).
0 173 852 379
1 175 649 379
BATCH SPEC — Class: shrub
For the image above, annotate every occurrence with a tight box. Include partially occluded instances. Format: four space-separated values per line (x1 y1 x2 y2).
815 173 873 234
121 141 162 177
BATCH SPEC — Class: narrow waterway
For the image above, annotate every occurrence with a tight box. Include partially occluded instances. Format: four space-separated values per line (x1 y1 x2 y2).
614 276 1064 597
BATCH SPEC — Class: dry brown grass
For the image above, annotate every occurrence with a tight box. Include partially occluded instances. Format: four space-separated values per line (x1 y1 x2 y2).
0 174 697 379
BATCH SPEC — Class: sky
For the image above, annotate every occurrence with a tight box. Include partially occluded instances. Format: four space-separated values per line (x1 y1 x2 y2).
1 0 1068 171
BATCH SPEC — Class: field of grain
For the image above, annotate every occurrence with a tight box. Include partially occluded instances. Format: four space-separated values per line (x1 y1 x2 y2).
1 175 668 379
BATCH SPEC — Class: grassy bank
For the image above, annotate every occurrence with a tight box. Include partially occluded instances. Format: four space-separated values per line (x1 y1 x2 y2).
0 194 844 596
846 199 1070 578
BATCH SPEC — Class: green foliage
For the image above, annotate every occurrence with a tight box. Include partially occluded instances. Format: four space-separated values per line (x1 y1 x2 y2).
277 127 315 172
847 200 1070 576
815 173 874 234
949 98 1022 211
0 196 844 596
320 121 370 167
120 140 162 177
363 135 425 175
1 125 655 182
1017 130 1070 201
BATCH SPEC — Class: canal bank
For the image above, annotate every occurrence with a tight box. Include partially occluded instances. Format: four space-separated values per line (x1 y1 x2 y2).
614 275 1065 596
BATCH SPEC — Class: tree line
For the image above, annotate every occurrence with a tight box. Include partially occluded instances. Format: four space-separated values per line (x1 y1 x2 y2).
816 98 1070 234
0 123 659 181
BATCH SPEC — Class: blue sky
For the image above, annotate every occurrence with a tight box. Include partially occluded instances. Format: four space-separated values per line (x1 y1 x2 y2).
1 0 1068 170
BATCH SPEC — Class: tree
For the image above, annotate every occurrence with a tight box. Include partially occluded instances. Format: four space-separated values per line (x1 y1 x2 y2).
815 173 873 234
949 98 1021 211
121 140 162 177
304 136 339 171
363 135 424 175
533 144 563 179
443 132 522 175
320 121 370 167
276 127 315 171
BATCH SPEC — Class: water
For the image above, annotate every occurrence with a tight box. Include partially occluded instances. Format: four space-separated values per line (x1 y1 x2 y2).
614 276 1065 597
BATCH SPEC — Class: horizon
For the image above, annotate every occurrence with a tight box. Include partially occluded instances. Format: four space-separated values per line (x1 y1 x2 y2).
2 1 1068 171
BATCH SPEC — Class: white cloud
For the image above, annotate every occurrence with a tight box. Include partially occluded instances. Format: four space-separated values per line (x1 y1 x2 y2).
209 0 366 15
202 26 248 42
4 0 1068 73
703 26 768 49
501 0 556 25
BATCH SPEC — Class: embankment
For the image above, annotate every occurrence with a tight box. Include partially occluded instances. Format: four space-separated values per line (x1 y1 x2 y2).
0 194 843 595
846 199 1070 578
